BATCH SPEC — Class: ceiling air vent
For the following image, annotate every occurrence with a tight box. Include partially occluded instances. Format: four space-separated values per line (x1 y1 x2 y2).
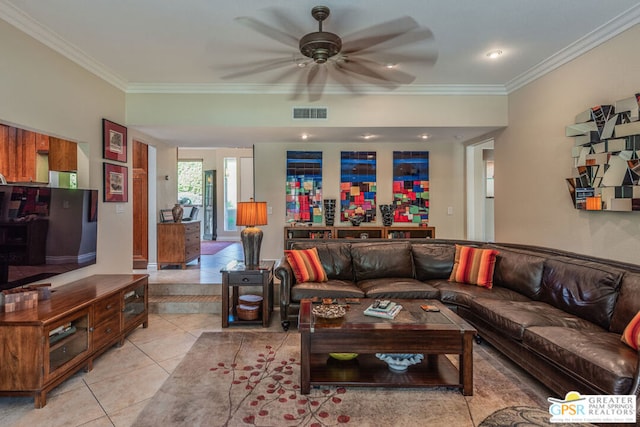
293 107 328 119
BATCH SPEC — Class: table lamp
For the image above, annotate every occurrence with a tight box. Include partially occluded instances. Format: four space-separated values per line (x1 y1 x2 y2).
236 199 268 267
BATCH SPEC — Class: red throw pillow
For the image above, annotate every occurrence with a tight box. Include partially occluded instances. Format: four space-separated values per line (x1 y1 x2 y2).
285 248 328 283
621 311 640 350
448 245 499 289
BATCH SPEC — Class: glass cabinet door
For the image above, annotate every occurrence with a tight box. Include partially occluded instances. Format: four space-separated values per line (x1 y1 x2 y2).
122 283 146 328
46 310 90 377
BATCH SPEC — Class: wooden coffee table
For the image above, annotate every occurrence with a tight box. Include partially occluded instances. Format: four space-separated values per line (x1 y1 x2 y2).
298 299 476 395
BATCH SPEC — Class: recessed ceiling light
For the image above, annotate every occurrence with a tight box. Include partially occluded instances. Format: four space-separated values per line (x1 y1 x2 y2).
301 133 309 140
420 134 429 140
361 134 375 140
385 63 396 69
486 50 503 59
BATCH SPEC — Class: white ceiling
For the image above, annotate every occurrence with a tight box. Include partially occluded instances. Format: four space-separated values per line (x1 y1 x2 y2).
2 0 640 147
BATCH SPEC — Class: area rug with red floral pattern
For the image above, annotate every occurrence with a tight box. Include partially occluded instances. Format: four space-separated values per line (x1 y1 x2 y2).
133 331 553 427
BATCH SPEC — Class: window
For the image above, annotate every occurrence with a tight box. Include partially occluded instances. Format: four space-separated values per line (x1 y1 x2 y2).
177 160 203 205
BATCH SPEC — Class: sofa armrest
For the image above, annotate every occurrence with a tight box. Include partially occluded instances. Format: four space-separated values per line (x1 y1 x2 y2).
275 256 295 321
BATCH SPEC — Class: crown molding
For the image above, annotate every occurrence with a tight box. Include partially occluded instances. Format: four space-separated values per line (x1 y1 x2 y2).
0 0 128 91
126 82 508 96
505 4 640 93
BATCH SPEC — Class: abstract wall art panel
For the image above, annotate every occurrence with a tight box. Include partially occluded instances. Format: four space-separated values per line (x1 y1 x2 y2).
566 94 640 211
286 151 322 223
340 151 376 222
392 151 429 223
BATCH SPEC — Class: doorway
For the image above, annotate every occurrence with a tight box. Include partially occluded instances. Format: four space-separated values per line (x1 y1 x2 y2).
465 139 495 242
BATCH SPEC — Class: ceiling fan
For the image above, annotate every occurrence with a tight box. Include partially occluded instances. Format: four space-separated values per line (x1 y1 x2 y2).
222 5 437 101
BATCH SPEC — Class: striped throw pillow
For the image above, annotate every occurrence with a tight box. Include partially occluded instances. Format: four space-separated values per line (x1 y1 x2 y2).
448 245 499 289
621 311 640 350
285 248 328 283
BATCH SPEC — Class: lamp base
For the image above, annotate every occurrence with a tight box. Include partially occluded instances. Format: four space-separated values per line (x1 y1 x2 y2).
241 226 263 268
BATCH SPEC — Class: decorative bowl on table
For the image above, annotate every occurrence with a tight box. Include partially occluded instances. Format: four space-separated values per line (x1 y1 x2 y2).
312 304 346 319
329 353 359 361
348 215 364 226
375 353 424 372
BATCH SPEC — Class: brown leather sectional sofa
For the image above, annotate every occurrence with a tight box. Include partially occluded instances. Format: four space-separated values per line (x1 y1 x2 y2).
275 239 640 400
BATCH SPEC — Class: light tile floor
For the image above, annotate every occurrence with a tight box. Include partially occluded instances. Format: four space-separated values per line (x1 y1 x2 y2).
0 312 282 427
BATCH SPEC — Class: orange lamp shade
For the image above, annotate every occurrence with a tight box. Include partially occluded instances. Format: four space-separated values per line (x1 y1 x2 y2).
236 201 268 227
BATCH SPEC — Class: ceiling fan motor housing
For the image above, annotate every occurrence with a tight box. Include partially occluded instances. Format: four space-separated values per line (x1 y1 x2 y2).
299 31 342 63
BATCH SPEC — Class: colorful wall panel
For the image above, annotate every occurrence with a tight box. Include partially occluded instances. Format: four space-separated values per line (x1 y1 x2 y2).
566 95 640 211
392 151 429 223
286 151 322 223
340 151 376 222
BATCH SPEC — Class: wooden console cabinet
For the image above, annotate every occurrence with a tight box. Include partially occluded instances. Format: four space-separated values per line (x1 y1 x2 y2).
0 274 148 408
284 225 436 247
157 221 201 269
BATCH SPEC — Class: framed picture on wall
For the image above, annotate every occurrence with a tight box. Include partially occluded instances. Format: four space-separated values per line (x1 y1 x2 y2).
102 119 127 163
103 163 128 202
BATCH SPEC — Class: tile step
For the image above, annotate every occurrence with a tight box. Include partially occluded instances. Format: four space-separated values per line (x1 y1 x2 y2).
149 295 222 314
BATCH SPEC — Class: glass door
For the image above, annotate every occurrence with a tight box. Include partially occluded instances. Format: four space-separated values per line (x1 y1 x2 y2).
203 170 217 240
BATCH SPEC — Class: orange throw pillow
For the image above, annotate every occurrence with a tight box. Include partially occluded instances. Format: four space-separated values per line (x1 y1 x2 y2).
621 311 640 350
285 248 328 283
448 245 499 289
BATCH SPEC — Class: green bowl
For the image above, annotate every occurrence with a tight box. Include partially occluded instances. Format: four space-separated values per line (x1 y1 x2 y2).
329 353 359 361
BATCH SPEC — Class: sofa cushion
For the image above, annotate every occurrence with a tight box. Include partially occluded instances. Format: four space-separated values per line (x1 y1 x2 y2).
449 245 499 288
290 280 364 301
357 278 440 299
610 272 640 334
285 248 328 283
291 242 354 281
433 281 530 308
490 247 545 299
351 242 413 281
412 244 455 280
470 298 603 340
621 311 640 350
523 326 637 395
540 257 624 330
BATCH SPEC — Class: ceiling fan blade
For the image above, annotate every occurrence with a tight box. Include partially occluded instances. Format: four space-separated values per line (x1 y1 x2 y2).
235 16 299 48
338 58 416 85
359 27 435 52
341 16 420 54
262 8 306 37
220 57 294 79
307 64 328 102
334 60 399 90
289 66 311 101
327 63 365 96
358 51 439 67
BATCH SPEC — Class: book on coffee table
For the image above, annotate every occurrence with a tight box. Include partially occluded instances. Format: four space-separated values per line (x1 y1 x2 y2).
364 303 402 319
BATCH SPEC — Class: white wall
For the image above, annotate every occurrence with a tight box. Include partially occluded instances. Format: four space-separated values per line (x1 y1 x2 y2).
496 24 640 264
255 140 466 261
0 19 133 286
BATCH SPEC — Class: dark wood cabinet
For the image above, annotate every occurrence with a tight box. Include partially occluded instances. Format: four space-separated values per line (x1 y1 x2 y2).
0 274 149 408
157 221 200 269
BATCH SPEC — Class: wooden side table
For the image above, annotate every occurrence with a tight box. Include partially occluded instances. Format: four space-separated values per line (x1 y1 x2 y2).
221 260 275 327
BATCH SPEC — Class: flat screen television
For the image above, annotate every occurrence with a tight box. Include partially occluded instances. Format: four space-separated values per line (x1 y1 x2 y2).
0 184 98 291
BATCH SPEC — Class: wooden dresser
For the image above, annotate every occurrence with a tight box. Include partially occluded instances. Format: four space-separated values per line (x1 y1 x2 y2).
0 274 148 408
157 221 201 269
